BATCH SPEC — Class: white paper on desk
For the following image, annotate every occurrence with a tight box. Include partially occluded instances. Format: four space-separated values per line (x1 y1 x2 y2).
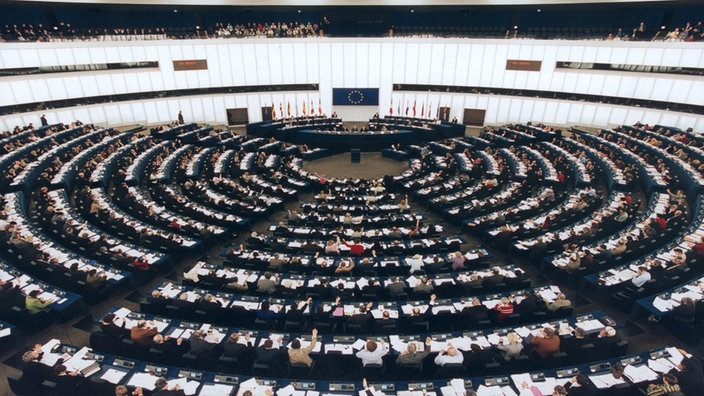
652 298 678 312
240 377 258 389
0 327 10 339
449 337 473 351
325 344 354 355
623 364 659 383
648 358 677 373
666 347 686 365
100 368 128 384
352 339 367 350
167 377 200 396
538 290 557 301
577 319 604 333
440 386 459 396
154 320 170 333
127 372 159 391
588 373 626 389
277 384 296 396
450 378 465 395
200 384 234 396
113 307 131 318
41 339 61 354
532 378 558 394
476 385 514 396
431 305 455 315
40 353 62 367
514 327 531 338
429 340 447 352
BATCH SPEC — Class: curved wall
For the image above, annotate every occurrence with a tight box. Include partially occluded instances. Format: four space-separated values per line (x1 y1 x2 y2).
1 38 703 130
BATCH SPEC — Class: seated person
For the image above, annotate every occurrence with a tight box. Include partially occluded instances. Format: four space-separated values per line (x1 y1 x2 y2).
433 343 464 366
545 293 572 311
189 329 219 360
493 297 514 320
529 327 560 360
356 339 388 366
288 328 318 367
25 289 52 314
497 332 524 360
396 337 431 366
130 319 158 347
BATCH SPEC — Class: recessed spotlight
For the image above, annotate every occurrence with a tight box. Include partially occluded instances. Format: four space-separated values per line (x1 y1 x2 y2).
410 9 415 13
297 10 302 13
173 9 178 13
537 8 541 12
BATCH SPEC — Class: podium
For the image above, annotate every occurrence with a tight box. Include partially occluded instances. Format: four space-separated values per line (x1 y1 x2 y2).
351 149 361 163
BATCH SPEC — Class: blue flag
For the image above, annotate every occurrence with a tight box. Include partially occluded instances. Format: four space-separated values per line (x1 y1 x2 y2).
332 88 379 106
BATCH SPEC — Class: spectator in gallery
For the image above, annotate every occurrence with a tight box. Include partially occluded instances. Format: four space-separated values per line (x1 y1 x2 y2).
40 114 48 126
177 111 184 124
632 22 647 40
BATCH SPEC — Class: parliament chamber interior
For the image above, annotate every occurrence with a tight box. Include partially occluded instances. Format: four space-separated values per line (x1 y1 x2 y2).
1 0 704 395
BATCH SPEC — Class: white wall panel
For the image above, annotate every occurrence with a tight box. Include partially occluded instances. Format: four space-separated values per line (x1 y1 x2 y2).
368 43 382 88
538 46 558 90
20 49 40 67
458 44 473 86
608 107 628 126
531 100 546 123
131 102 147 123
440 43 457 86
24 80 48 103
428 43 444 85
680 48 701 68
55 48 76 66
595 46 612 63
329 43 344 87
229 45 246 86
111 74 128 94
343 42 356 86
555 102 570 124
567 102 583 124
490 44 508 87
404 43 419 84
633 77 655 98
2 39 704 132
118 103 133 124
593 106 612 126
355 42 369 87
292 43 307 84
45 78 67 101
241 45 258 85
575 103 597 125
519 100 534 122
37 48 59 67
270 43 286 86
687 80 704 105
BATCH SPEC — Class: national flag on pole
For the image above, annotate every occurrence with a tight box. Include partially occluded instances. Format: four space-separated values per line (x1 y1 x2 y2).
405 102 409 116
397 102 401 115
271 105 276 120
389 98 393 115
302 101 307 115
310 100 315 115
429 102 433 119
412 100 417 117
287 102 291 117
279 103 283 119
421 103 425 118
318 99 323 115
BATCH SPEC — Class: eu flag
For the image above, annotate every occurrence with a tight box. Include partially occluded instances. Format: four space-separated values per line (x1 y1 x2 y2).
332 88 379 106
